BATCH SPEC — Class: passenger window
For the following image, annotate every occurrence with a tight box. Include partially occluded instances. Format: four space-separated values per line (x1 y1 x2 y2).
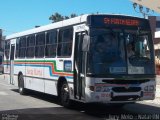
35 33 45 58
19 37 26 58
5 41 10 59
0 56 2 64
57 28 73 57
45 30 57 57
16 38 19 58
26 35 35 58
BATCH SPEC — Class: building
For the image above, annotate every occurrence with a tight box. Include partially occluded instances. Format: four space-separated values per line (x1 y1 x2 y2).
155 18 160 39
152 17 160 74
148 16 160 74
131 0 160 74
131 0 160 13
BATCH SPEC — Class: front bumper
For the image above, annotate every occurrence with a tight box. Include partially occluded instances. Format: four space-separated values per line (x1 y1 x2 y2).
85 80 156 103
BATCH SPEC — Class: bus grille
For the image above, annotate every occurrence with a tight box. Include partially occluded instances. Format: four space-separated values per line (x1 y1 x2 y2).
102 80 149 84
111 95 140 101
112 87 141 92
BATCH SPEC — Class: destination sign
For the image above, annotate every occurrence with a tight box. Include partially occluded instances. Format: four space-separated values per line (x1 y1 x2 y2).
104 18 139 26
87 15 150 29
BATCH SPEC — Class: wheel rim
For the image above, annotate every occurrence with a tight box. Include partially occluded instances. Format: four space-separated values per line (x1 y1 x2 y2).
19 75 24 93
61 84 69 104
19 87 23 92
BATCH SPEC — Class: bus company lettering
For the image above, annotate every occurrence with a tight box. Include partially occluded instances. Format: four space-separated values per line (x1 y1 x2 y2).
143 92 154 97
76 25 85 31
101 93 110 98
27 68 43 76
104 18 139 26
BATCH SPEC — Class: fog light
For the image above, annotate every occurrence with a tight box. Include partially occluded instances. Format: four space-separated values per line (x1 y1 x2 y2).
144 86 149 91
89 86 95 91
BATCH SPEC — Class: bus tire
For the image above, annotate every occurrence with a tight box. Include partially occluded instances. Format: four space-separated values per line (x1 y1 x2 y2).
18 74 26 95
60 81 71 108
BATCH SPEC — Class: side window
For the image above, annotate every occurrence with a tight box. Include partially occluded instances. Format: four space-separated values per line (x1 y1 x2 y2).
5 41 10 60
19 37 26 58
0 56 2 64
35 33 45 58
57 28 73 57
26 35 35 58
16 38 20 58
45 30 57 57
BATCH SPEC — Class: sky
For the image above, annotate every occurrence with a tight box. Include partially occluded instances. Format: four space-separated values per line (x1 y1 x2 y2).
0 0 159 36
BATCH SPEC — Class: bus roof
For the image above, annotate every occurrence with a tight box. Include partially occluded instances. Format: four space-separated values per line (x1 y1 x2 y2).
6 14 89 40
6 14 145 40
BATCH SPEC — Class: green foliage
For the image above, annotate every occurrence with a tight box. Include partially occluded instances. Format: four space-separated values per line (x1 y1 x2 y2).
49 12 78 23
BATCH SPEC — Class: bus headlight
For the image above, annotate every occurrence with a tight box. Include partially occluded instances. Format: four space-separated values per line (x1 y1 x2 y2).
144 85 155 92
149 85 155 91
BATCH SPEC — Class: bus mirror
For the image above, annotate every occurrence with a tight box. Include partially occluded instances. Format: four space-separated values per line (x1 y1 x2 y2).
82 35 90 52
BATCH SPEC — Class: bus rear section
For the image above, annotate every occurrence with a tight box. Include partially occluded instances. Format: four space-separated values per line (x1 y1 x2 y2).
74 15 156 104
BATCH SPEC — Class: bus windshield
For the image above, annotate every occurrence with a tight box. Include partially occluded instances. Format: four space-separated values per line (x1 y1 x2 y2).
88 28 155 75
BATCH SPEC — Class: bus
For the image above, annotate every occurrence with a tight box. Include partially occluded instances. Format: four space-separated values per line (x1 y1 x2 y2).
0 51 3 73
3 14 156 107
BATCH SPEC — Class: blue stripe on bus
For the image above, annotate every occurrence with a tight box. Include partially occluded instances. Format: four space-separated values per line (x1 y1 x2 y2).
4 64 73 79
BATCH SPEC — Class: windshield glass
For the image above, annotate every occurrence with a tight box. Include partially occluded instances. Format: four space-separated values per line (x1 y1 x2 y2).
88 28 154 75
125 30 154 74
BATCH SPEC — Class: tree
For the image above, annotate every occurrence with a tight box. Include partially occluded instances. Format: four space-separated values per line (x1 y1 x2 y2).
49 13 78 23
64 16 69 20
49 12 64 23
70 13 77 18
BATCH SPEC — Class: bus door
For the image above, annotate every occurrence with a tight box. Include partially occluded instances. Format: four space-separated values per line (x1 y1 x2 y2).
74 32 86 100
10 44 15 85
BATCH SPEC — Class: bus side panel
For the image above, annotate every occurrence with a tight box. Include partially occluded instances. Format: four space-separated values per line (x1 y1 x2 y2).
3 65 10 84
44 58 74 96
44 58 59 95
25 59 45 93
13 75 18 87
25 74 33 90
57 57 74 99
3 40 10 84
44 80 58 95
25 77 45 92
14 62 25 86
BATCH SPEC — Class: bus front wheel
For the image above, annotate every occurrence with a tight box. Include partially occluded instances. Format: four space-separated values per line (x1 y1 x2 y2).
18 74 26 95
60 81 71 107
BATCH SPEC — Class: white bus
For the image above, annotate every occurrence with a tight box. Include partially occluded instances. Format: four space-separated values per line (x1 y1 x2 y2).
4 14 156 107
0 51 3 73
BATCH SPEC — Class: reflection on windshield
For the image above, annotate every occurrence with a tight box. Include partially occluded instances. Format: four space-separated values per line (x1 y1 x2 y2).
125 30 150 60
88 28 154 75
89 28 126 74
125 30 152 74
